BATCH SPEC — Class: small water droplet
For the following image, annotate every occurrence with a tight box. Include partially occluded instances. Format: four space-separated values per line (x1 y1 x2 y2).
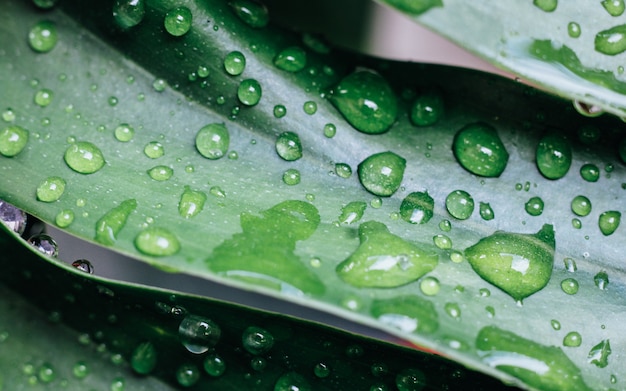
144 141 164 158
54 209 74 228
599 210 621 235
274 46 307 72
410 89 444 126
114 123 134 142
573 100 604 117
179 187 207 218
203 353 226 377
134 227 180 256
303 100 317 115
433 234 452 250
34 88 53 107
479 202 494 221
314 362 330 378
571 195 591 216
445 190 474 220
64 141 105 174
113 0 146 29
147 165 173 181
164 6 192 36
563 257 577 272
71 259 94 274
399 191 434 224
28 233 58 257
453 122 509 177
152 78 167 92
524 196 544 216
176 363 200 387
179 315 221 354
419 276 440 296
229 0 269 28
71 361 89 379
358 151 406 197
580 163 601 182
567 22 581 38
533 0 557 12
195 123 230 159
38 363 56 383
323 123 336 138
273 104 286 118
130 341 157 375
334 163 352 178
439 219 451 232
396 368 426 391
33 0 59 9
274 372 311 391
536 133 572 179
224 51 246 75
595 24 626 55
282 168 300 185
560 278 579 295
36 176 66 202
275 131 302 161
571 218 582 229
588 339 611 368
242 326 274 355
28 21 58 53
594 270 609 290
563 331 582 347
237 79 262 106
338 201 366 224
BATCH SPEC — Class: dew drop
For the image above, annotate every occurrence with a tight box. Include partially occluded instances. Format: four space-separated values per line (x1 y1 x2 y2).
410 90 444 126
579 163 599 182
282 168 300 185
130 341 157 375
144 141 164 158
55 209 74 228
323 123 336 138
563 257 577 272
203 353 226 377
563 331 582 347
433 234 452 250
598 210 620 235
535 134 572 179
64 141 105 174
147 165 173 181
419 276 440 296
28 233 58 257
560 278 579 294
242 326 274 355
72 259 94 274
533 0 557 12
334 162 352 178
36 176 65 203
588 339 611 368
274 46 307 72
273 105 286 118
465 224 555 301
195 123 230 160
95 199 137 245
209 186 226 198
110 377 125 391
479 202 494 221
524 196 544 216
28 21 58 53
573 100 604 117
571 195 591 216
224 51 246 76
176 363 200 387
594 24 626 55
329 70 398 134
399 191 434 224
314 362 330 378
303 100 317 115
275 131 302 161
38 363 55 383
229 0 269 28
178 187 207 219
567 22 581 38
179 315 221 354
396 368 426 391
594 270 609 290
358 151 406 197
152 78 167 92
237 79 262 106
439 219 451 232
338 201 366 225
603 0 625 16
1 108 15 122
114 123 134 142
34 89 53 107
134 227 180 256
164 6 192 36
113 0 146 29
453 122 509 177
274 372 311 391
72 361 89 379
445 190 474 220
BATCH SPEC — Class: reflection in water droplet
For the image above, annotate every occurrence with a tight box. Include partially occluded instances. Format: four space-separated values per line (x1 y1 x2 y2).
179 315 221 354
573 100 604 117
72 259 94 274
28 234 58 257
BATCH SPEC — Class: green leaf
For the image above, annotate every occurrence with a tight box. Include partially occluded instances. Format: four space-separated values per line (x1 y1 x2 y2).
1 1 626 390
377 0 626 118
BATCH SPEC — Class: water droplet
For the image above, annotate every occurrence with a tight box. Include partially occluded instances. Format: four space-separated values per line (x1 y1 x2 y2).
209 186 226 198
323 123 336 138
274 46 307 72
28 233 58 257
593 270 609 290
250 356 266 371
203 353 226 377
72 361 89 379
242 326 274 355
28 21 58 53
588 339 611 368
465 224 555 301
229 0 269 28
114 123 134 142
560 278 579 295
395 368 426 391
71 259 94 274
274 372 311 391
563 257 577 272
2 108 15 122
535 134 572 179
571 218 582 229
549 319 561 330
479 202 494 221
176 363 200 387
147 165 173 181
477 326 590 391
130 341 157 375
338 201 366 225
95 199 137 245
595 24 626 55
34 88 53 107
524 196 544 216
64 141 105 174
439 219 451 232
410 90 444 126
164 6 192 36
152 78 167 92
36 176 65 202
275 132 302 161
134 227 180 256
110 377 125 391
273 105 286 118
334 163 352 178
179 315 221 354
55 209 74 228
237 79 262 106
33 0 59 9
573 101 604 117
303 100 317 115
314 362 330 378
561 331 582 348
533 0 557 12
453 122 509 177
419 276 440 296
113 0 146 29
599 210 621 235
224 51 246 76
358 151 406 197
38 363 56 383
580 163 600 182
329 70 398 134
282 168 301 185
144 141 164 158
567 22 581 38
336 221 438 288
445 190 474 220
399 191 434 224
195 123 230 160
178 187 206 219
571 195 591 216
433 234 452 250
372 294 439 334
444 302 461 320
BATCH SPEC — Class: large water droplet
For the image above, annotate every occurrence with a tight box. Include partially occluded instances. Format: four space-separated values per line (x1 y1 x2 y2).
594 24 626 55
28 233 58 257
113 0 146 29
336 221 438 288
195 123 229 160
465 224 555 301
588 339 611 368
36 176 65 202
598 210 620 235
453 122 509 177
164 6 192 37
570 195 591 216
329 70 398 134
0 199 27 235
409 90 444 126
0 125 29 157
275 131 302 161
237 79 262 106
28 21 58 53
134 227 180 256
179 315 221 354
445 190 474 220
338 201 366 224
224 51 246 76
242 326 274 355
399 191 434 224
358 151 405 197
476 326 591 391
64 141 105 174
229 0 269 28
131 341 157 374
535 134 572 179
178 187 206 219
95 199 137 245
274 46 307 72
602 0 625 16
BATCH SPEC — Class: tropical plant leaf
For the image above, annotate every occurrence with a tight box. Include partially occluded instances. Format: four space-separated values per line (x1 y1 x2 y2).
1 0 625 390
377 0 626 118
